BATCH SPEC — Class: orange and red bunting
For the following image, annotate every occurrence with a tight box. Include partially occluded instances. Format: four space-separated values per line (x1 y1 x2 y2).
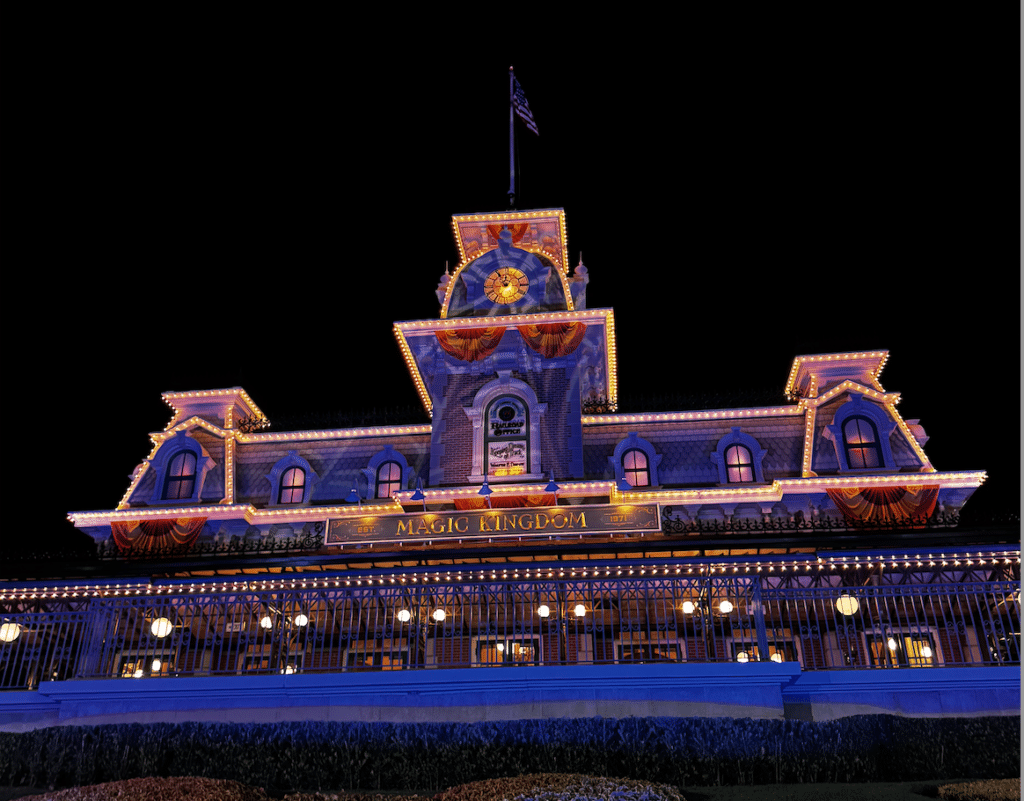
826 486 939 524
436 327 506 362
111 517 206 553
516 322 587 359
454 494 556 511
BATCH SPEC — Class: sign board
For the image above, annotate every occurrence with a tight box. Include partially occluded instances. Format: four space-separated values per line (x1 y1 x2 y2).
327 503 661 546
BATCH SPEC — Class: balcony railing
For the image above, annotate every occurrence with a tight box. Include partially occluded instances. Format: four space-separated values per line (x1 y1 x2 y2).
0 576 1018 689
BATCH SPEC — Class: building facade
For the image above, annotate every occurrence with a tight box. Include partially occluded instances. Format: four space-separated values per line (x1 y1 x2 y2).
1 208 1019 729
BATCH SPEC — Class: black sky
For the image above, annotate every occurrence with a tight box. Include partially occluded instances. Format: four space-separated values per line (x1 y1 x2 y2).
10 10 1020 548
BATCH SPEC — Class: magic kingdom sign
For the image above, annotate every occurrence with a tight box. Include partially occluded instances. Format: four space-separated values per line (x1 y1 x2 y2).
327 503 661 546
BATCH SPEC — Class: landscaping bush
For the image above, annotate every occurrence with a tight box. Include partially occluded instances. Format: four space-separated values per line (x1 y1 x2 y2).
0 715 1018 794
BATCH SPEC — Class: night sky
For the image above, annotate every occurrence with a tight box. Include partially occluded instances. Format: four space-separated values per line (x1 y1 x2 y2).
11 11 1019 552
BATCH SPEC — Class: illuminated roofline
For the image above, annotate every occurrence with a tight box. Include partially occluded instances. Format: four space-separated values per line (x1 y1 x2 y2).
450 208 569 272
161 387 265 428
395 309 617 418
583 406 803 425
88 470 987 528
785 351 889 397
625 470 988 504
442 209 572 319
239 425 432 443
5 545 1018 598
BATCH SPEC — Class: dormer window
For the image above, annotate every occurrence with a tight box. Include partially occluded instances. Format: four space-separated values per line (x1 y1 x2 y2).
266 452 318 507
712 428 767 485
724 444 754 483
362 446 413 501
164 452 197 500
278 467 306 504
609 434 661 488
843 417 882 469
621 448 650 487
824 395 898 472
375 461 404 499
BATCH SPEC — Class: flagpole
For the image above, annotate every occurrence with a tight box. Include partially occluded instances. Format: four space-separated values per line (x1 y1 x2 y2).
508 66 516 208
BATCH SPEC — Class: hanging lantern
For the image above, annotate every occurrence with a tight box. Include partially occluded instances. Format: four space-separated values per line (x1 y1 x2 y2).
681 601 696 615
573 604 586 617
150 618 173 638
397 609 412 623
719 600 734 614
432 609 446 622
537 605 550 618
293 613 309 627
835 594 859 616
260 615 274 629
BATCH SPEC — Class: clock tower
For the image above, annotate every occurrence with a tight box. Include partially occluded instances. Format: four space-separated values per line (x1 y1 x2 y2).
394 208 613 491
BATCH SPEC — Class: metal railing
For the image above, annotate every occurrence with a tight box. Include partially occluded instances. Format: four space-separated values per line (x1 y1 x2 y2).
0 576 1018 689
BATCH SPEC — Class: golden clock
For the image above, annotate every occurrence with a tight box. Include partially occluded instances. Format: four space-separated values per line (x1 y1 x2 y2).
484 267 529 304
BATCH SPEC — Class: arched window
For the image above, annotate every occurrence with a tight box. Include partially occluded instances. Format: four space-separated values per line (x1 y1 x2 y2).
265 452 318 507
164 451 197 500
278 467 306 504
712 428 767 485
824 395 898 472
725 444 754 483
621 448 650 487
843 416 882 469
609 433 661 488
375 461 403 499
484 395 529 477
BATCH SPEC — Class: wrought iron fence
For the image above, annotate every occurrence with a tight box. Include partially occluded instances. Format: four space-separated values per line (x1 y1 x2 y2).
0 576 1018 689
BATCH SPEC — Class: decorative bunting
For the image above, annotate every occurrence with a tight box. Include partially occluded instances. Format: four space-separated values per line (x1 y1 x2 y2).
826 486 939 524
454 494 556 511
517 322 587 359
111 517 207 553
436 327 506 362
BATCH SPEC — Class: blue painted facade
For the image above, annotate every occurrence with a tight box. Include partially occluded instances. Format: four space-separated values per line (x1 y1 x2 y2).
0 207 1017 730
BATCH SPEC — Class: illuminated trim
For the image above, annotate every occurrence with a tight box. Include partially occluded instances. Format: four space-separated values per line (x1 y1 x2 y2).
785 351 889 398
630 470 988 505
809 380 899 408
395 309 617 418
86 470 986 529
450 209 569 273
583 406 802 425
70 498 404 527
239 425 432 443
443 210 572 318
4 547 1017 600
161 388 265 430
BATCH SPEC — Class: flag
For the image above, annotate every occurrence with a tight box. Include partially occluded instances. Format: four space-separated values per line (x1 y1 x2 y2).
512 76 539 135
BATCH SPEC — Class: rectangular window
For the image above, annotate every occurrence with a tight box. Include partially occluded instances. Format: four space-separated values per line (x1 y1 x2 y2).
866 632 938 667
615 641 681 663
118 653 173 678
474 636 541 666
345 647 408 671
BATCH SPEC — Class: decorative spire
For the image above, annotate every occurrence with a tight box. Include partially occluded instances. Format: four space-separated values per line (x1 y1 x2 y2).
435 261 452 306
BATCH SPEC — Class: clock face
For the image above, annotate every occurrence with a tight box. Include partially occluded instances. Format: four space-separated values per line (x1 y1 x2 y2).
484 267 529 304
